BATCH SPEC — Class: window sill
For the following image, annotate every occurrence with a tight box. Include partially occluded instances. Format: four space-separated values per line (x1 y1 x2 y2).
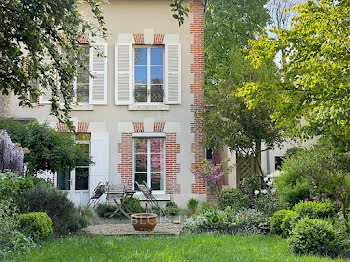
128 104 169 111
134 192 170 201
72 105 94 111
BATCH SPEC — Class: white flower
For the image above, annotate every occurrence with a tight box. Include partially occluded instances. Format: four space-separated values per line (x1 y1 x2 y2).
264 177 269 182
271 189 276 193
254 190 260 195
261 189 268 194
267 181 273 186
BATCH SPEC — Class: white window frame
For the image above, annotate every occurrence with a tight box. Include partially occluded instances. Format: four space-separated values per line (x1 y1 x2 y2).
132 133 166 193
133 45 165 105
74 134 91 192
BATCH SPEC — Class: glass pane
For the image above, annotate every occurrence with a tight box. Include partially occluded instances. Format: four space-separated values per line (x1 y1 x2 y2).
134 66 147 85
57 169 70 190
134 48 147 65
135 173 147 189
135 154 147 172
76 133 91 141
151 138 164 153
151 48 163 65
151 67 163 84
29 80 39 103
134 138 147 153
151 85 163 102
76 84 89 103
151 173 162 190
151 154 162 172
75 168 89 190
134 85 147 102
77 143 89 155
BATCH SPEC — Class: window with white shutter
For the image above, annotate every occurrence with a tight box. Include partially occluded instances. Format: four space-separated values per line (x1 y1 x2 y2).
165 43 181 104
115 43 132 105
89 43 108 105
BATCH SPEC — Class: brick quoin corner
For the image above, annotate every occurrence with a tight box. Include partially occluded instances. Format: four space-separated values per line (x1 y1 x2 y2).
190 0 206 195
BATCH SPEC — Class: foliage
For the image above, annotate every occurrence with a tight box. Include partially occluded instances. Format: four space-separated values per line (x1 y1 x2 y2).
76 207 99 227
0 130 24 174
17 212 53 242
270 210 294 235
293 201 336 221
275 159 309 207
253 194 286 218
192 159 232 197
194 202 217 216
0 119 92 175
0 0 107 126
124 197 146 214
18 183 85 235
281 211 297 237
95 203 116 218
288 218 336 255
240 0 350 151
217 188 250 211
0 201 34 260
201 0 281 182
163 201 181 216
276 143 350 232
170 0 189 26
0 171 50 202
184 208 269 235
186 198 199 217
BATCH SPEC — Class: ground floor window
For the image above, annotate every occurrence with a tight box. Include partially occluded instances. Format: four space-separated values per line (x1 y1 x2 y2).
133 137 165 191
57 133 90 191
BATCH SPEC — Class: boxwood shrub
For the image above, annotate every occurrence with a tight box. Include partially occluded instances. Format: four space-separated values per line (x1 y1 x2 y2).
288 218 336 255
270 210 293 235
17 212 52 242
293 201 336 220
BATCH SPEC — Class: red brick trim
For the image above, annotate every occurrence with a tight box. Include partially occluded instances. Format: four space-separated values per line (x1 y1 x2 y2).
56 123 68 133
77 122 89 133
78 33 89 44
118 133 133 190
153 122 165 132
133 122 144 133
190 0 206 194
133 33 144 45
153 33 165 45
165 133 181 194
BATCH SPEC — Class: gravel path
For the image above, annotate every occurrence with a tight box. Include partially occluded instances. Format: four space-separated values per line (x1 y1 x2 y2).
83 223 182 236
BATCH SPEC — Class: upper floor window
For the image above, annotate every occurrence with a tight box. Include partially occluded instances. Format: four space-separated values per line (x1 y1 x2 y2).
134 46 164 103
74 46 90 104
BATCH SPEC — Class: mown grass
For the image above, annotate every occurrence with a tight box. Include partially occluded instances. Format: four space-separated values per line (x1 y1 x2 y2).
9 234 349 262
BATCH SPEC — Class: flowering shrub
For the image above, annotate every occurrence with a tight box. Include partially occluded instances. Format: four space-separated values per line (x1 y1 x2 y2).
192 159 231 197
0 130 24 175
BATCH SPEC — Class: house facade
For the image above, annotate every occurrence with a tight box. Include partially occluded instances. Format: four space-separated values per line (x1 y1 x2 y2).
5 0 206 206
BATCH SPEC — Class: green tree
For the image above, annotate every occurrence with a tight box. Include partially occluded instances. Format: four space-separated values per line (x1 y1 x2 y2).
0 119 91 175
0 0 107 127
200 0 282 182
239 0 350 150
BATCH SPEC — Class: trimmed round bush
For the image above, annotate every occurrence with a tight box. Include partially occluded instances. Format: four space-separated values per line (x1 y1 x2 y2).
17 212 52 242
281 211 297 237
293 201 336 220
218 188 250 211
124 197 145 214
270 210 293 235
288 218 336 255
195 202 217 215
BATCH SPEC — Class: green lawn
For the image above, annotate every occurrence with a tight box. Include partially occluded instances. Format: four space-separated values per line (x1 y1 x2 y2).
10 234 349 262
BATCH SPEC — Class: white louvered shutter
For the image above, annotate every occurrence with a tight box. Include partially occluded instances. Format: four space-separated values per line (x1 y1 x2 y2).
39 54 53 104
89 43 107 105
115 43 132 105
165 44 181 104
